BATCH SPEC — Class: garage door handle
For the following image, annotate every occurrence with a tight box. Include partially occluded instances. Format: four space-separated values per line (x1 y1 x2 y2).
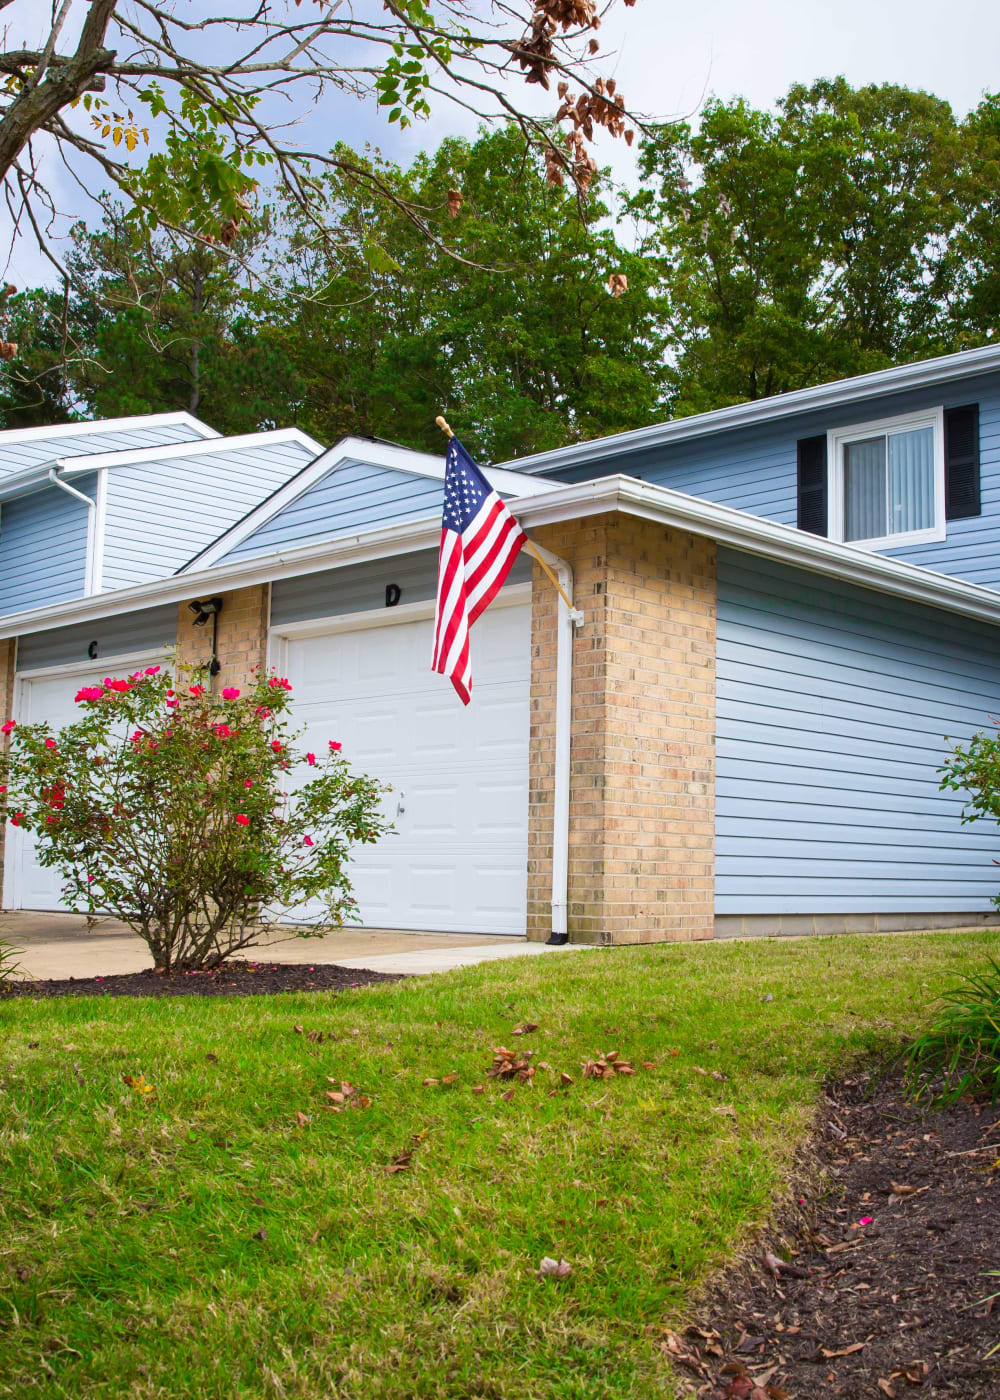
396 792 406 817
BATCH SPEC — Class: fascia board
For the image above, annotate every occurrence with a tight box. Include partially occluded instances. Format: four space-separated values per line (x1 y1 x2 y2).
508 344 1000 475
0 410 219 449
57 426 323 473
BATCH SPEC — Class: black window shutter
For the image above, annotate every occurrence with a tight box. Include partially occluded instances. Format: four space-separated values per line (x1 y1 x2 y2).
797 435 828 536
945 404 980 520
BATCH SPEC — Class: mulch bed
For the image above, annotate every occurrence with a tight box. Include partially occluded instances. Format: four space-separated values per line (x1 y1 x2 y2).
1 960 402 999
669 1072 1000 1399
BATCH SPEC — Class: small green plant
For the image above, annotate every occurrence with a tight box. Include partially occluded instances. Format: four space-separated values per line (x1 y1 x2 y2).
0 931 21 988
0 663 389 971
940 722 1000 911
904 958 1000 1105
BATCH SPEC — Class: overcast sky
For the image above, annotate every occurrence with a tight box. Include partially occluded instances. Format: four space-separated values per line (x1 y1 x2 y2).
3 0 996 288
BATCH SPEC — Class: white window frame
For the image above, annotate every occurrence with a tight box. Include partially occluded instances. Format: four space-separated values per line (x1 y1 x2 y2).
827 405 946 551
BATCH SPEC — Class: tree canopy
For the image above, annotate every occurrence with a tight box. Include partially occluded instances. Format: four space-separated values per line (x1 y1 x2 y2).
4 78 1000 459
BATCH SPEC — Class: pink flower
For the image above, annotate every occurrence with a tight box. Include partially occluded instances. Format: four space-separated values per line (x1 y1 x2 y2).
10 812 23 826
222 687 240 700
271 740 283 754
213 724 233 738
44 738 57 750
244 779 253 789
306 752 316 766
268 676 292 691
144 666 160 676
106 679 131 693
328 740 342 752
303 835 314 847
858 1216 874 1227
1 720 15 734
189 684 205 698
0 786 6 794
166 690 174 697
76 686 104 703
131 730 143 743
235 814 250 827
165 698 179 708
45 815 57 824
254 706 272 719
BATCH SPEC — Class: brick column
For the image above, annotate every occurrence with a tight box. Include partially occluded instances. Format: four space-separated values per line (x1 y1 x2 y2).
527 513 716 945
175 585 270 691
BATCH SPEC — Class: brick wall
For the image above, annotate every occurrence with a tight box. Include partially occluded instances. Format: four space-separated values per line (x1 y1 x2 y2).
175 585 270 691
527 513 717 945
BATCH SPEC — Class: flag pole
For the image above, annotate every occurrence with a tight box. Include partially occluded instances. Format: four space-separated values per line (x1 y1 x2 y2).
434 415 575 613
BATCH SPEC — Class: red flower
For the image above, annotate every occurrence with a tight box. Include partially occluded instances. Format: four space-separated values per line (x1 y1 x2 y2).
189 684 205 697
75 686 104 703
45 815 58 824
144 666 160 676
235 814 250 826
165 698 179 708
222 687 240 700
271 740 283 753
328 740 342 752
268 676 292 691
213 724 233 738
44 738 57 750
306 752 316 766
303 835 314 847
131 729 143 744
1 720 15 734
10 811 23 826
106 679 131 693
244 779 253 789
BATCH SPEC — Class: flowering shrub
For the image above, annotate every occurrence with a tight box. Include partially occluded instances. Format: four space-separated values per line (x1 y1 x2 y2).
941 723 1000 911
0 665 389 971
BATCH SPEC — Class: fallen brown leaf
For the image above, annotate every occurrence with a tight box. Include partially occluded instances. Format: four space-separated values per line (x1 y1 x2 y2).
441 1073 459 1085
471 1085 485 1094
421 1078 440 1087
559 1072 573 1086
295 1110 311 1127
385 1150 413 1174
821 1342 865 1358
878 1380 896 1398
538 1256 571 1278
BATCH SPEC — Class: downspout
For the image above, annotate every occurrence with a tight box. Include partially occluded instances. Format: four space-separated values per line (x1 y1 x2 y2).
47 469 97 594
528 541 584 947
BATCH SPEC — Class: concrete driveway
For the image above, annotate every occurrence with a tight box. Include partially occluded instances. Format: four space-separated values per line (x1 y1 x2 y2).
2 911 568 978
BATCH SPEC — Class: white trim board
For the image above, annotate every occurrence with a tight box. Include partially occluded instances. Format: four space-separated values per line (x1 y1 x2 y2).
56 425 324 474
0 411 218 450
5 474 1000 639
186 438 560 572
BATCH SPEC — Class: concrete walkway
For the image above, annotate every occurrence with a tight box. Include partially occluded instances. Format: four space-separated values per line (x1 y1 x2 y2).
3 911 577 979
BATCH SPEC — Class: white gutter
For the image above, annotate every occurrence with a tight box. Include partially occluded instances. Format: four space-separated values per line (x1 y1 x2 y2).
526 542 585 945
47 469 97 595
5 473 1000 637
509 343 1000 475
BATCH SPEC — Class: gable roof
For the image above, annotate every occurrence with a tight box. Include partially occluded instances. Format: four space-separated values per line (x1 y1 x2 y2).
0 411 218 479
508 344 1000 476
0 426 322 504
181 435 560 572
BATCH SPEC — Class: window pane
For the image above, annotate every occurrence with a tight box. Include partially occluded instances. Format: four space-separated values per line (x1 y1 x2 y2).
844 436 886 541
888 426 934 534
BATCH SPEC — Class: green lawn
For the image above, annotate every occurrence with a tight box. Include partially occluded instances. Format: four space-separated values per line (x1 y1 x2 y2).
1 930 997 1400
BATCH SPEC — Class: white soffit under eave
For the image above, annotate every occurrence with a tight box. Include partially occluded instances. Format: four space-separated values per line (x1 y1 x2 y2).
180 435 561 573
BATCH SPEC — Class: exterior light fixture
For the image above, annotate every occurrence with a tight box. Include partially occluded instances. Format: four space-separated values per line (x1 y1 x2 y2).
187 596 224 675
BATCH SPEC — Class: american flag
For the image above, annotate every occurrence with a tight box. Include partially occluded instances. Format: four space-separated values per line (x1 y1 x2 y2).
432 437 527 705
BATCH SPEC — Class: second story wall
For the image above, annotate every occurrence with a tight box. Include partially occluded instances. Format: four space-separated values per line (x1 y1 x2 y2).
538 369 1000 592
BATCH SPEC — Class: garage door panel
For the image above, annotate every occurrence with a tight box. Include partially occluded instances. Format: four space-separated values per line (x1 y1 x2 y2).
281 601 530 934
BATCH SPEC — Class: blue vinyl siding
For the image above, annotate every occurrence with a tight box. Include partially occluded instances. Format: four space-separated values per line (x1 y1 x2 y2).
270 549 532 627
221 460 442 564
540 370 1000 591
101 441 317 590
0 477 96 613
715 546 1000 914
0 420 210 476
15 604 178 672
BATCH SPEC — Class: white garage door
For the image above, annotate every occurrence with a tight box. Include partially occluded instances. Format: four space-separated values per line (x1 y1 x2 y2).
278 597 530 935
4 654 163 911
